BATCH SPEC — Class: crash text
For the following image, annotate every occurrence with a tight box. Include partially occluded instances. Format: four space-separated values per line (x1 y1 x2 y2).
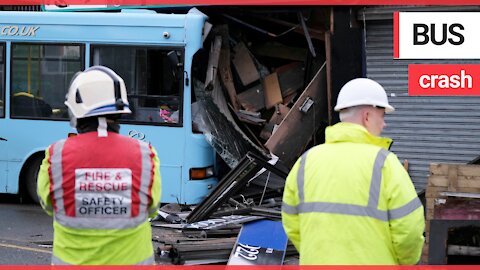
408 64 480 96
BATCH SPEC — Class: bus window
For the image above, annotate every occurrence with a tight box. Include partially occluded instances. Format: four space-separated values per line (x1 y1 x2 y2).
92 45 182 125
10 43 84 119
0 44 4 118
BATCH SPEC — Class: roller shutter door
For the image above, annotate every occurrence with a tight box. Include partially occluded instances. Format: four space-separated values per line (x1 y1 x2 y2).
364 17 480 191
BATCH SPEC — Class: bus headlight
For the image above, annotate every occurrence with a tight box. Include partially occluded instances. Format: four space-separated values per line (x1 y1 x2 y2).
189 166 214 180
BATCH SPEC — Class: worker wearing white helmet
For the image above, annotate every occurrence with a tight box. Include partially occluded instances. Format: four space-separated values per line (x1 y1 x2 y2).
37 66 161 265
282 78 424 264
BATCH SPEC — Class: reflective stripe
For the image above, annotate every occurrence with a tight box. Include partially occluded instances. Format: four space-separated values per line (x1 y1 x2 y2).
282 202 298 215
367 148 390 209
149 205 159 216
286 147 421 222
50 140 66 217
51 254 155 265
39 198 53 213
139 142 153 217
388 197 423 220
297 150 310 203
293 197 422 222
297 202 389 221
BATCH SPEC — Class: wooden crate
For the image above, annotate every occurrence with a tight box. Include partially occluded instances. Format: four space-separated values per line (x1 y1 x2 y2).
422 163 480 263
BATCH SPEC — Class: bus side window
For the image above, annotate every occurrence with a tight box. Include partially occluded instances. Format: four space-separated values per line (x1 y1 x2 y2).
92 45 182 125
10 43 84 119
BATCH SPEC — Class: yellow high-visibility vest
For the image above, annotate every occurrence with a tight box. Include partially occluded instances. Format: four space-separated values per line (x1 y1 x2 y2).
282 122 424 265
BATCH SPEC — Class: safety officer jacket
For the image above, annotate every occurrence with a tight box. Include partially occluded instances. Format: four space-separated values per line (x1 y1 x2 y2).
37 131 161 265
282 122 424 265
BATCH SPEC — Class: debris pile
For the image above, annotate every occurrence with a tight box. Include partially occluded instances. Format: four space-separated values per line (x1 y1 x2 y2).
192 7 329 169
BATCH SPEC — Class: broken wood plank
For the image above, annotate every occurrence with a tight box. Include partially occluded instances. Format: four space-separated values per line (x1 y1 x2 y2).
430 163 480 178
448 245 480 256
232 42 260 86
252 42 308 62
248 13 325 41
325 30 333 125
235 111 266 126
202 21 213 43
237 84 265 112
298 11 316 57
428 175 480 189
448 165 459 192
265 63 327 168
205 36 222 91
263 72 283 109
426 186 448 198
276 62 305 98
439 191 480 199
282 92 298 106
260 104 290 140
216 26 241 111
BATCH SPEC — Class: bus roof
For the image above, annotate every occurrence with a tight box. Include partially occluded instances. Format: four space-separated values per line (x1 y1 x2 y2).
0 8 207 45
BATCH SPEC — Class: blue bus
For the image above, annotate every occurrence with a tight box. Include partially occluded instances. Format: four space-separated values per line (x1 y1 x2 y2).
0 8 218 204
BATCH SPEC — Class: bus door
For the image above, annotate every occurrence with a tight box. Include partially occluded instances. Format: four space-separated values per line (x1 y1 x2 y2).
91 45 186 203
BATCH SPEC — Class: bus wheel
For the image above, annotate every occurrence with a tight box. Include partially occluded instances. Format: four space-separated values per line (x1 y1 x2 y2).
25 157 42 204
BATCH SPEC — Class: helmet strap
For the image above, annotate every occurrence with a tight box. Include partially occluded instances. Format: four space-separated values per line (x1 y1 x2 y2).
68 109 77 128
97 117 108 137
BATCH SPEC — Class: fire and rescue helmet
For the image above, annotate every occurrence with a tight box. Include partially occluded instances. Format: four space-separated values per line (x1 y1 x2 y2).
334 78 394 113
65 66 131 124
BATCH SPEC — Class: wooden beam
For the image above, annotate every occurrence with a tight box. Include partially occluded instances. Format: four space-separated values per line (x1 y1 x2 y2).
325 30 332 125
205 36 222 91
249 14 325 41
265 63 327 168
237 84 265 112
276 62 305 98
260 104 290 140
252 42 307 62
232 42 260 86
448 245 480 256
216 26 241 111
263 72 283 109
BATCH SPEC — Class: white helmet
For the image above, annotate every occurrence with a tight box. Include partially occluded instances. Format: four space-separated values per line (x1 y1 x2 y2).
334 78 394 113
65 66 131 120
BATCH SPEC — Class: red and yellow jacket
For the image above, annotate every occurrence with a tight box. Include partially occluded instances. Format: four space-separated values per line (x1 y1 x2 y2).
37 131 161 265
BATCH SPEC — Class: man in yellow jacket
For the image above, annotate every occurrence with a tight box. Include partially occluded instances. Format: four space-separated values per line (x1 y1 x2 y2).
37 66 161 265
282 78 424 265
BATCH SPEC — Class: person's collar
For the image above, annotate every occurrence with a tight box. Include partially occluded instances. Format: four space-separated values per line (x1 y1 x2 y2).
325 122 392 150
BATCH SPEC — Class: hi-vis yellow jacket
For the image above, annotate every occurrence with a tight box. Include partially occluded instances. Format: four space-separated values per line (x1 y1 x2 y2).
282 122 425 265
37 132 161 265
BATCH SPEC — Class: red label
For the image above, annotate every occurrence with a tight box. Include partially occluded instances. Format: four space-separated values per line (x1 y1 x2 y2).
394 12 399 59
409 64 480 96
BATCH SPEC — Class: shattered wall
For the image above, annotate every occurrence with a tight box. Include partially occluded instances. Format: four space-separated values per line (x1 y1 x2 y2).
191 6 334 170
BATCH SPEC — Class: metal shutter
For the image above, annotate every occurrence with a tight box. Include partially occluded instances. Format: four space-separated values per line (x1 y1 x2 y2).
364 19 480 191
